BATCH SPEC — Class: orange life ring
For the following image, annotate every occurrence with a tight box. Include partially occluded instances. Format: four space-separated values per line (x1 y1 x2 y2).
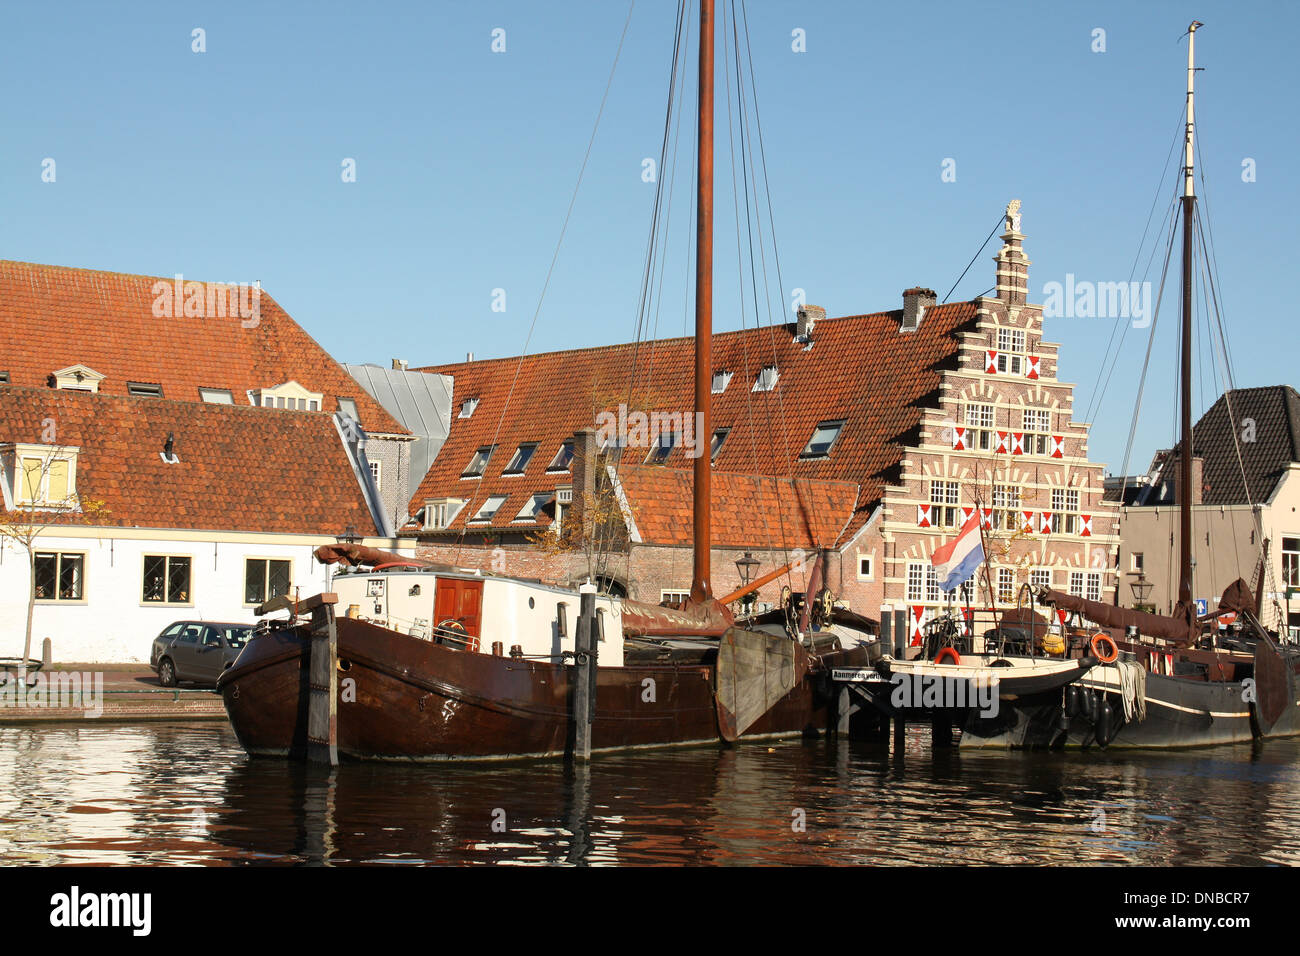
934 647 961 666
1090 634 1119 664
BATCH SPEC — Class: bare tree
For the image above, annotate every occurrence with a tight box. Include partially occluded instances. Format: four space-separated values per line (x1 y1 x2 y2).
0 446 109 678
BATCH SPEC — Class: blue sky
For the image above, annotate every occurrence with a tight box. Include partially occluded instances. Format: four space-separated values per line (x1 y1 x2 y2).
2 1 1296 472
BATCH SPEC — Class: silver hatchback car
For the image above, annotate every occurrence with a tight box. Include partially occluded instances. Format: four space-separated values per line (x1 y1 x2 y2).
150 621 253 687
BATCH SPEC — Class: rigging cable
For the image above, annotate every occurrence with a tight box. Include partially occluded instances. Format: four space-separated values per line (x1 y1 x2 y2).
452 2 636 566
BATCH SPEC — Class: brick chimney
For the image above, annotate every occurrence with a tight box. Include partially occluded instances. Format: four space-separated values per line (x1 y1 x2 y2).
567 428 599 544
994 199 1030 305
796 304 826 339
1172 454 1205 506
901 287 936 332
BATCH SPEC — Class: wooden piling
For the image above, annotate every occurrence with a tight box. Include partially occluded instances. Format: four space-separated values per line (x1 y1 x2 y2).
256 591 338 766
572 587 598 761
307 601 339 766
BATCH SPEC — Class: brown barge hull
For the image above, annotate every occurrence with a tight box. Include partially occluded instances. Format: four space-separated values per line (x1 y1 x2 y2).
218 618 867 761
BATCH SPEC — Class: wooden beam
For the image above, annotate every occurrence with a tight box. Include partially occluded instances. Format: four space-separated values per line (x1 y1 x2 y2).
255 591 338 617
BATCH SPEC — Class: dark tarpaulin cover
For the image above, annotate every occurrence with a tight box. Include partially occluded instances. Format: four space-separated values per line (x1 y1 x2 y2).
1037 587 1198 646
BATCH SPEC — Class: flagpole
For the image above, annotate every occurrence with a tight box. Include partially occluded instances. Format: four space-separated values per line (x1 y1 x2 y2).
974 488 1004 645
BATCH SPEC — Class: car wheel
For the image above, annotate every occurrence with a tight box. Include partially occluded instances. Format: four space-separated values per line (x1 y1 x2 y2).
159 658 177 687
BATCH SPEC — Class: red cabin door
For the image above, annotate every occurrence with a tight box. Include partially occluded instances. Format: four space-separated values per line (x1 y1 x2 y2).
434 578 484 652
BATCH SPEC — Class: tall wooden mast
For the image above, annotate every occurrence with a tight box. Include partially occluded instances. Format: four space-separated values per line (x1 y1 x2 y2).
1177 21 1202 623
690 0 715 604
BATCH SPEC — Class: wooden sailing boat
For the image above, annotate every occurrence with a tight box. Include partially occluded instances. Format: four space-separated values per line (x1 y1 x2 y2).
217 0 873 762
980 22 1300 749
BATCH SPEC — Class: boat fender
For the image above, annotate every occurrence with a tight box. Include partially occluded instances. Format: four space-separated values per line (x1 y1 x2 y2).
1090 634 1119 664
1096 696 1113 747
1064 685 1080 718
1084 688 1098 722
934 647 961 666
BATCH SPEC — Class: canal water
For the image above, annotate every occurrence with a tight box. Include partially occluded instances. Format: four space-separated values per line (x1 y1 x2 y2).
1 722 1297 865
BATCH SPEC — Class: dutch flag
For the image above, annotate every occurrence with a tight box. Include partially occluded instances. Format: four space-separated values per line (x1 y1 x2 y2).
931 511 985 593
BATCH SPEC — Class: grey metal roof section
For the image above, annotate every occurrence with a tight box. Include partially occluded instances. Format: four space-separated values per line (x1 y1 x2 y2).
345 363 452 490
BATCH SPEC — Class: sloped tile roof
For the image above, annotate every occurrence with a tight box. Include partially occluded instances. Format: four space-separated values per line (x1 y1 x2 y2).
616 466 860 550
407 302 979 538
0 260 405 436
0 387 379 535
1146 385 1300 505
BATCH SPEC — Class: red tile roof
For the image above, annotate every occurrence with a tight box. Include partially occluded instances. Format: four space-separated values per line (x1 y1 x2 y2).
407 302 979 537
0 260 405 435
616 466 860 550
0 387 379 535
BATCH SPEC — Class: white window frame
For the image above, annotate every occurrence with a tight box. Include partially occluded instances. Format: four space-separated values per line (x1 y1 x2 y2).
33 551 87 603
424 498 466 530
1282 538 1299 589
469 495 508 523
857 554 874 582
996 328 1026 375
752 366 779 392
369 459 382 491
929 480 960 528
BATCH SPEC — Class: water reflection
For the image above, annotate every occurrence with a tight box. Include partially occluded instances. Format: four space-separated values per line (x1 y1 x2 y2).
0 722 1298 865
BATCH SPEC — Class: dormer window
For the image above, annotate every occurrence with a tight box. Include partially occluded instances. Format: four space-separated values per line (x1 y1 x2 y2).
502 443 537 476
128 382 163 398
711 370 733 394
337 396 358 419
53 364 105 393
800 421 845 459
462 445 495 478
547 441 575 473
459 397 480 419
2 443 80 510
753 366 778 392
250 381 323 411
424 498 466 530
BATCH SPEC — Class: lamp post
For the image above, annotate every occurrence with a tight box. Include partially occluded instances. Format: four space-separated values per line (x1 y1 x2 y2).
735 551 760 616
1130 572 1154 614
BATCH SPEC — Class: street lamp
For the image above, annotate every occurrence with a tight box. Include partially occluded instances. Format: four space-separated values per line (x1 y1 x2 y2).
338 525 361 546
735 551 760 616
1130 572 1154 613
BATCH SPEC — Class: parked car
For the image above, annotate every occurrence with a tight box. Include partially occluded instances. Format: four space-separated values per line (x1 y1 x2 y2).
150 621 253 687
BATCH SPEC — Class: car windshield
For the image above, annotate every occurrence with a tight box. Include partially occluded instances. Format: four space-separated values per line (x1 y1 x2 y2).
222 627 252 648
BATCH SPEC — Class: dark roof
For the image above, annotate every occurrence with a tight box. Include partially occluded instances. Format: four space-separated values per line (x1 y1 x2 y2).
1146 386 1300 505
406 303 980 537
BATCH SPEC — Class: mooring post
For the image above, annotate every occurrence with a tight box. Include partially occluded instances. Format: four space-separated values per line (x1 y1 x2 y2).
932 710 953 749
308 601 339 767
572 583 598 761
891 606 907 755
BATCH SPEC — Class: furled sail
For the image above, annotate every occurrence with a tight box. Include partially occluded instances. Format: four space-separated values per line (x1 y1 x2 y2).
1036 587 1197 646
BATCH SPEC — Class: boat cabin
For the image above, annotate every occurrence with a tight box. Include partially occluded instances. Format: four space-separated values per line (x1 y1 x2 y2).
329 567 625 667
